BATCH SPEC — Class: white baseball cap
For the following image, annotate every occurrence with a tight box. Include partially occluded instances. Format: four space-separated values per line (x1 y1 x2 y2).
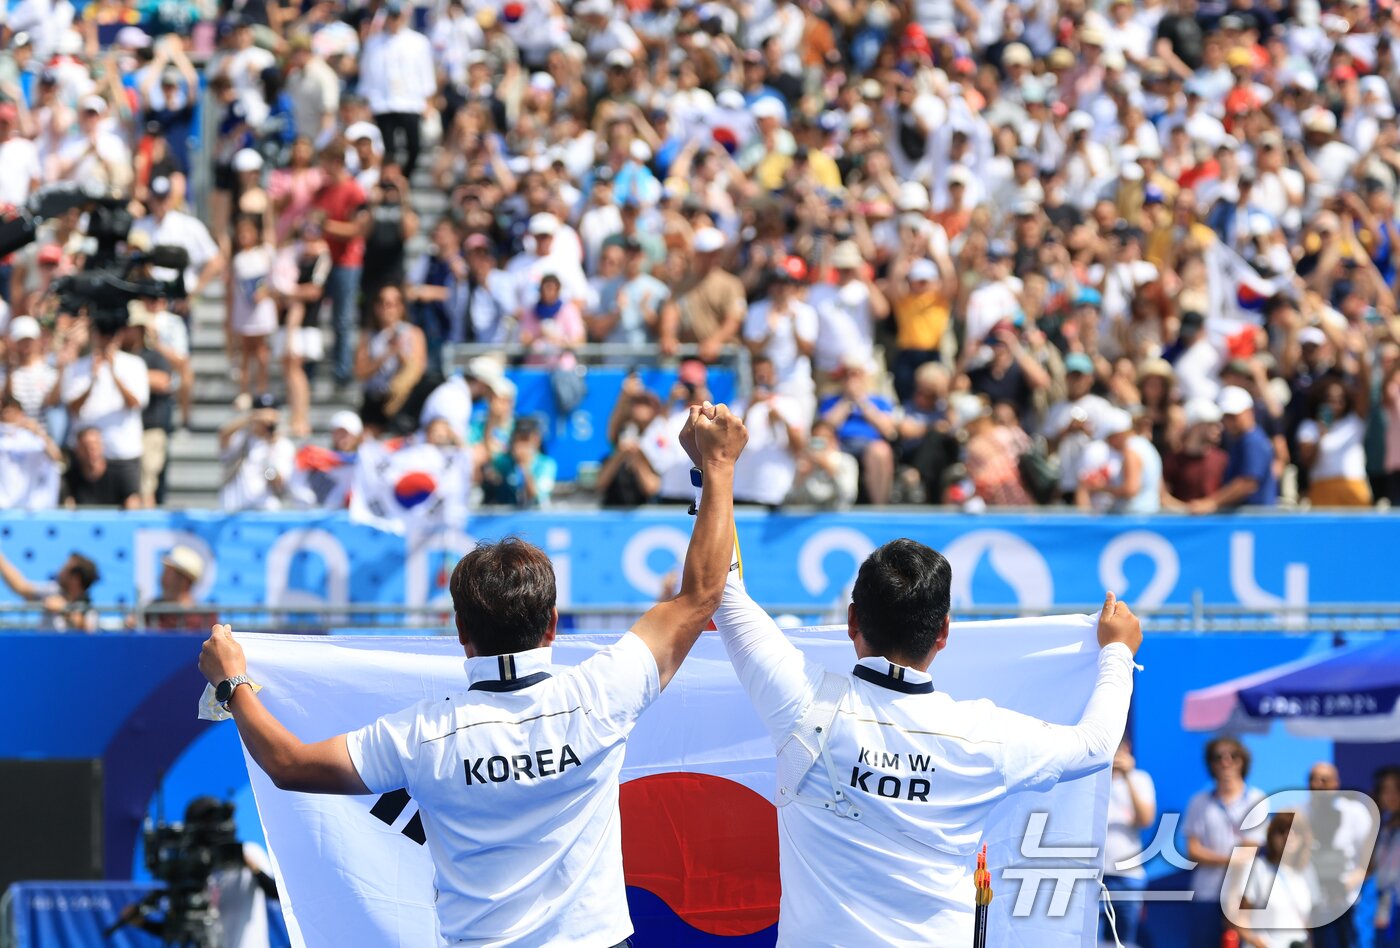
1218 385 1255 416
346 121 378 142
897 181 930 212
1298 326 1327 346
693 227 726 253
1097 408 1133 437
528 212 560 236
751 96 786 121
8 315 40 340
908 258 938 282
329 410 364 436
1184 397 1223 426
233 148 264 173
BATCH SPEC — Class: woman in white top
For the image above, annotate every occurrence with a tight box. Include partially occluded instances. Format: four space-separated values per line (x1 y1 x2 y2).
354 285 427 436
1101 738 1157 946
1298 373 1371 506
1232 811 1320 948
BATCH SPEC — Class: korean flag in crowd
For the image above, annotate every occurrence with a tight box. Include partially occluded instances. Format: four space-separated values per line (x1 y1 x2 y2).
287 444 357 510
224 617 1113 948
349 437 471 534
0 422 59 510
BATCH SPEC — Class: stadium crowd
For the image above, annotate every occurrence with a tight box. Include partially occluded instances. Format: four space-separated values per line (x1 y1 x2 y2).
0 0 1398 511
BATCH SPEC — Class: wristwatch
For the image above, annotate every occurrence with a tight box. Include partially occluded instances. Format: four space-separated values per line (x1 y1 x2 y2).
215 675 252 710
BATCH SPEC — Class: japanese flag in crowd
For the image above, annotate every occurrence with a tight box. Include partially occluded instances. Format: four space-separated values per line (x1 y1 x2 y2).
228 616 1112 948
348 438 471 534
0 423 59 510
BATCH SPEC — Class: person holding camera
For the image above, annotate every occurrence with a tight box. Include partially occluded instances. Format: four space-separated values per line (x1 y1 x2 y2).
217 393 295 512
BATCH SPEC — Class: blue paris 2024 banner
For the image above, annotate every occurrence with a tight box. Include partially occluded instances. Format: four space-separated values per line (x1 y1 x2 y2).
0 510 1391 617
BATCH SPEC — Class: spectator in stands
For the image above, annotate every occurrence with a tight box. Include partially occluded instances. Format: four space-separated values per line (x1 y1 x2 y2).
356 284 428 436
1 316 57 424
1102 737 1156 947
1163 398 1229 505
742 263 817 423
659 227 746 361
271 223 330 439
0 392 61 509
734 355 805 508
1373 767 1400 947
362 167 418 302
358 0 436 179
960 399 1034 508
1229 811 1319 948
130 175 223 304
0 549 99 632
407 216 464 366
895 362 956 505
218 393 295 512
1307 762 1375 947
1045 353 1116 505
468 370 517 479
122 309 174 506
590 237 668 346
1299 373 1373 507
965 321 1053 432
314 144 369 388
642 360 713 504
65 425 140 508
819 356 896 504
457 234 515 345
1077 408 1163 514
481 416 556 508
131 545 218 632
786 418 859 508
517 273 585 367
61 320 148 503
1189 386 1279 512
228 215 277 409
1185 737 1268 946
884 252 954 404
597 373 662 507
809 241 886 396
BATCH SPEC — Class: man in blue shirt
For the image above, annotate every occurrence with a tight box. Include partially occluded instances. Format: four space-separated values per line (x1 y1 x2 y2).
1189 386 1277 512
817 357 897 504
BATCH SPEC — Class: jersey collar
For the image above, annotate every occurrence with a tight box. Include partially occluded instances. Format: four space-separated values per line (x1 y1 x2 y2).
852 656 934 695
467 647 553 692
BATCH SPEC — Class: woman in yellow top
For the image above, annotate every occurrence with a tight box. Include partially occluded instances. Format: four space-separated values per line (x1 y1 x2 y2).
883 252 955 402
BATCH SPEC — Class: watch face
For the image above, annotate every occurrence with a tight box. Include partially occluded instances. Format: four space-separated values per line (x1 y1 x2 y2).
215 680 233 703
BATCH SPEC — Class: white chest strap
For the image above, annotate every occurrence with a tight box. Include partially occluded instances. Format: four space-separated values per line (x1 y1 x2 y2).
775 671 865 822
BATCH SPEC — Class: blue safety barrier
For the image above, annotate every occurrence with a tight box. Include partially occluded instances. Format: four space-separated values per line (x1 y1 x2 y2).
0 510 1393 613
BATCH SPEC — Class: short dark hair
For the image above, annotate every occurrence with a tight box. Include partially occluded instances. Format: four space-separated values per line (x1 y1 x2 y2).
850 540 952 660
64 553 100 591
1205 735 1251 778
449 538 556 655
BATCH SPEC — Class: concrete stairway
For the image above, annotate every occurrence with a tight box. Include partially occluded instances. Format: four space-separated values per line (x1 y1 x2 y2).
162 174 447 508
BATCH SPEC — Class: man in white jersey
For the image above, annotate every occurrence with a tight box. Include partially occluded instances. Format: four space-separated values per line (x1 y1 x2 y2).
711 537 1142 945
197 404 749 947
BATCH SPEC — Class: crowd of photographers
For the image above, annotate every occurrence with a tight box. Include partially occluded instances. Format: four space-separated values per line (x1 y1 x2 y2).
2 0 1400 511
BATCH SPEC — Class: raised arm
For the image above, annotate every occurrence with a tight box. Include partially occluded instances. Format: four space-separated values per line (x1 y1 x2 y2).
200 624 370 794
1000 594 1142 793
629 403 748 689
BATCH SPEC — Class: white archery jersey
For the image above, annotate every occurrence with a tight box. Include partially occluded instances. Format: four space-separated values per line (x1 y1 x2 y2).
346 634 659 947
712 581 1135 947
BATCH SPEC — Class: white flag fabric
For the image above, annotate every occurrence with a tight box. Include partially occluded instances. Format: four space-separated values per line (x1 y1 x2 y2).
1204 239 1287 328
232 617 1113 948
348 438 471 534
0 424 60 510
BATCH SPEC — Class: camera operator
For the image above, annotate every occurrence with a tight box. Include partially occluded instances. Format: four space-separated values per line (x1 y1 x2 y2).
59 315 149 502
131 177 223 305
190 798 277 948
218 394 295 512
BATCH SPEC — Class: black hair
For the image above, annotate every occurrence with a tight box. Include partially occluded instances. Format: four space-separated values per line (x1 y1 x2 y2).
450 538 557 655
850 540 952 660
65 553 100 591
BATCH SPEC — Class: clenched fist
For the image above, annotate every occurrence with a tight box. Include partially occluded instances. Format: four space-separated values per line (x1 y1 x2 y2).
200 623 247 685
1097 592 1142 656
694 404 748 468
